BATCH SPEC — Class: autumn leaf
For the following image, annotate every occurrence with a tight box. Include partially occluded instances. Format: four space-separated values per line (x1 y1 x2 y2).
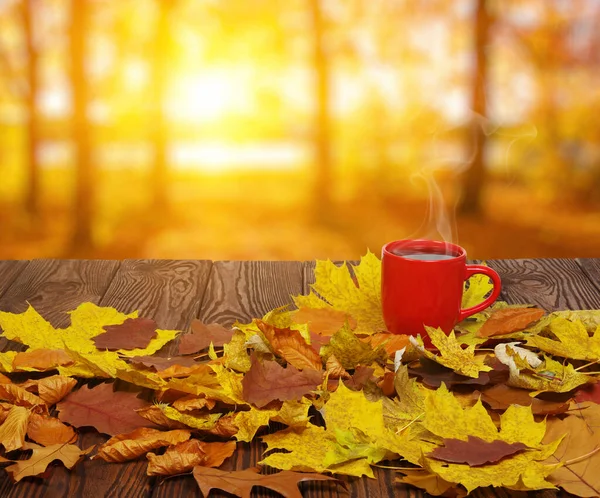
94 427 191 462
408 357 493 389
0 351 17 372
12 349 74 371
56 382 158 435
421 384 562 493
393 364 427 422
429 436 527 466
396 470 465 497
292 307 356 336
461 272 494 309
93 317 158 350
178 320 232 355
241 355 321 408
172 395 216 412
129 355 197 371
362 333 411 357
413 327 492 378
147 439 206 476
261 424 374 477
135 405 190 430
26 413 77 446
193 466 343 498
325 354 350 379
30 375 77 405
320 323 387 370
476 384 570 415
478 307 545 338
0 383 46 408
543 402 600 497
526 318 600 361
5 442 93 482
0 405 29 451
158 405 222 431
256 320 322 371
293 251 385 335
222 330 252 373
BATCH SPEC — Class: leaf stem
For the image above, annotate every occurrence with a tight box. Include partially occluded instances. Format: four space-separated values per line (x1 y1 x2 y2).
574 360 600 372
564 446 600 466
395 413 424 434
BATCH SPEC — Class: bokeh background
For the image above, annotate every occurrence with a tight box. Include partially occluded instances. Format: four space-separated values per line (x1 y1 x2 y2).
1 0 599 261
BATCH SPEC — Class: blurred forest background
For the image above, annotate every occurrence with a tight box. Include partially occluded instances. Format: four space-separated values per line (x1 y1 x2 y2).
1 0 599 261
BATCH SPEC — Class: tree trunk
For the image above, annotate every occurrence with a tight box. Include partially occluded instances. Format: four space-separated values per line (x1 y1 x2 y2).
309 0 332 215
23 0 40 221
71 0 94 250
151 0 170 214
458 0 489 216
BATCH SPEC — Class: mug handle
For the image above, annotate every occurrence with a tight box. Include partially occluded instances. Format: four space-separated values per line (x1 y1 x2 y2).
458 265 502 321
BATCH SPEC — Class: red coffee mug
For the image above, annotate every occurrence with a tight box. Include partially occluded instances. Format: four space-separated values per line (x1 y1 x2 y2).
381 239 501 345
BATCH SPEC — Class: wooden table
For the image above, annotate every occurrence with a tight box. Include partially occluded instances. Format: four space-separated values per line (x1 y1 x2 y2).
0 258 598 498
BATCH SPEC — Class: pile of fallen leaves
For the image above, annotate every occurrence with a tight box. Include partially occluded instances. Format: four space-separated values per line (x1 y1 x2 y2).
0 251 600 496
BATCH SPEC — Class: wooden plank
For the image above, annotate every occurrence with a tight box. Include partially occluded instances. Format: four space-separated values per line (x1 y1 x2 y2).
152 260 304 498
577 258 600 294
0 259 121 351
485 259 600 311
0 259 212 498
0 261 29 300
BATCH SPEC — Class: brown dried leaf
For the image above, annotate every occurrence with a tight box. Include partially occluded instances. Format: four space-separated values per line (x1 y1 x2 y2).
200 440 237 468
129 355 197 371
57 382 158 436
94 427 191 462
543 402 600 497
476 384 571 416
478 307 545 338
93 317 158 351
178 320 232 355
36 375 78 405
172 395 217 412
0 383 46 408
293 307 357 336
26 413 77 446
0 405 29 452
325 354 350 379
135 406 190 430
362 333 411 357
242 355 322 408
5 442 93 482
147 439 206 476
429 435 527 466
12 349 74 371
193 466 342 498
204 414 239 438
256 321 322 371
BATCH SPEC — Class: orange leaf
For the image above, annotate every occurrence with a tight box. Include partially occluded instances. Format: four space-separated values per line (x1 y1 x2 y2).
13 349 73 371
36 375 78 405
256 321 322 371
135 406 191 430
478 308 545 338
5 442 93 482
94 427 191 462
205 414 239 438
199 440 236 468
325 354 350 380
172 395 217 412
27 413 77 446
0 405 29 452
363 333 411 357
293 307 357 336
0 383 46 409
193 467 343 498
147 439 207 476
0 373 11 384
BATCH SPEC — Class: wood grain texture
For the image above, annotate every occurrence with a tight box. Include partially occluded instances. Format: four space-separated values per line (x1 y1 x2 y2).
486 259 600 311
577 258 600 293
152 260 304 498
0 259 212 498
0 261 29 300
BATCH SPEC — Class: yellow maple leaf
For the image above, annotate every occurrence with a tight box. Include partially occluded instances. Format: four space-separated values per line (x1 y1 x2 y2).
320 323 386 370
294 251 385 335
414 327 492 378
420 384 563 493
158 405 222 431
223 331 251 373
526 318 600 361
260 424 375 477
0 352 16 373
461 271 493 309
